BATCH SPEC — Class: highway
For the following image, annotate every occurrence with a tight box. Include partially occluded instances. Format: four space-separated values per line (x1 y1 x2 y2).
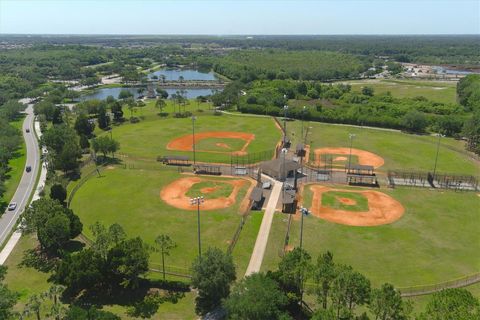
0 104 40 246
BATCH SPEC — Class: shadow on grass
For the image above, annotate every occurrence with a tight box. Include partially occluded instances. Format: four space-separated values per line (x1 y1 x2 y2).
63 278 190 309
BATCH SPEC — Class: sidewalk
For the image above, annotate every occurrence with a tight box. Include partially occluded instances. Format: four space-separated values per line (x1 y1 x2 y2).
244 179 283 276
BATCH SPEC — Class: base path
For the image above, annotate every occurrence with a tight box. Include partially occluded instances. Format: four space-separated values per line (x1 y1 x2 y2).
309 185 404 226
167 131 255 155
245 179 283 276
160 176 248 211
314 147 384 168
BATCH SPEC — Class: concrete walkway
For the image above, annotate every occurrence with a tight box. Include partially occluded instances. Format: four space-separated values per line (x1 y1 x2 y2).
245 179 283 276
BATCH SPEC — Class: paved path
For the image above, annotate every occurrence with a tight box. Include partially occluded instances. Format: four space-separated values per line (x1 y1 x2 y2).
245 179 283 276
0 103 40 248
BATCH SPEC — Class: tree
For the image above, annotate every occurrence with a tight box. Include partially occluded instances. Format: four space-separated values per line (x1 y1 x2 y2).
330 265 371 319
65 305 121 320
50 184 67 205
97 105 110 129
106 237 150 289
313 251 336 309
22 198 83 253
224 272 289 320
54 248 104 295
369 283 412 320
42 285 66 320
155 234 176 280
418 288 480 320
402 110 428 133
191 247 236 315
23 294 43 320
362 86 374 96
272 247 311 307
155 98 166 112
74 113 94 137
463 111 480 155
91 136 120 159
110 101 124 121
0 266 18 320
41 124 81 173
118 89 133 100
109 223 126 245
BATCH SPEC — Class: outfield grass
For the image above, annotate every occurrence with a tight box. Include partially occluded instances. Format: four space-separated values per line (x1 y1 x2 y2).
103 101 281 164
279 185 480 288
70 167 258 274
1 116 27 208
343 79 457 104
287 120 479 175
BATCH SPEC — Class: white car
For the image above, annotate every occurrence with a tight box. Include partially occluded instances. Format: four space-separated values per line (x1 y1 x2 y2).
7 202 17 211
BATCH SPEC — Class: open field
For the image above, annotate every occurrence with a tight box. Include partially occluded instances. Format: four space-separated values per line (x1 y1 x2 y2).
278 185 480 288
1 116 26 208
287 119 479 175
104 101 282 164
343 79 458 104
69 166 257 274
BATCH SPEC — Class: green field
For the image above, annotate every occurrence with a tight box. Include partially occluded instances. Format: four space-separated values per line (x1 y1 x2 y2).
270 185 480 288
185 180 234 199
69 166 257 274
106 101 282 164
287 120 479 175
1 116 26 207
343 79 457 104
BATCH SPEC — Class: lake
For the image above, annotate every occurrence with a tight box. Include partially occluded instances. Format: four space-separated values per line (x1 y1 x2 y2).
80 87 220 101
147 68 218 81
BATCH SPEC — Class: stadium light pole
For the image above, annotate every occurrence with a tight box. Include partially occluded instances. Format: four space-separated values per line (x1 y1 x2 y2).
432 133 443 180
192 116 197 165
299 206 310 310
301 106 306 143
190 196 204 258
283 104 288 146
348 133 356 170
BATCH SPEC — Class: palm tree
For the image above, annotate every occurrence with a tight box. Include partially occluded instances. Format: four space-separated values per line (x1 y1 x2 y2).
155 98 166 113
155 234 176 281
43 285 66 320
22 294 43 320
160 74 166 83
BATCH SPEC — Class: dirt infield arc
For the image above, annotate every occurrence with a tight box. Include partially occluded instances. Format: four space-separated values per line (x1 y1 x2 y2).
314 147 385 168
160 176 250 211
167 131 255 155
308 185 404 226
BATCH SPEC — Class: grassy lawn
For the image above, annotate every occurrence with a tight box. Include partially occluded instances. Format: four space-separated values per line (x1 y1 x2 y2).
280 185 480 288
287 120 479 175
342 79 457 104
260 213 291 273
321 191 369 212
1 116 27 208
104 100 281 164
70 166 257 274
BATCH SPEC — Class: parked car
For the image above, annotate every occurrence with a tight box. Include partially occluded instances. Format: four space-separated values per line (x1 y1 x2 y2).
26 165 32 172
25 128 30 133
7 202 17 211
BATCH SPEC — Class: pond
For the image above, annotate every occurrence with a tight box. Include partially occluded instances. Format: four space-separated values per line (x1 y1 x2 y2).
432 66 475 75
80 87 220 101
147 68 218 81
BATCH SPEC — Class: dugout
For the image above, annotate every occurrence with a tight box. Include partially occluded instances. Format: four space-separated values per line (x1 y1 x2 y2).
158 155 190 166
249 187 264 210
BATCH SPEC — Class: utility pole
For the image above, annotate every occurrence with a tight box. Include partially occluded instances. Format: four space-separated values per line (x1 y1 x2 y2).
190 196 204 258
299 206 310 311
283 104 288 146
192 116 197 165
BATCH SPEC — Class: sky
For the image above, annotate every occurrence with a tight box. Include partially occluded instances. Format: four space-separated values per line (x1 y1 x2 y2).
0 0 479 35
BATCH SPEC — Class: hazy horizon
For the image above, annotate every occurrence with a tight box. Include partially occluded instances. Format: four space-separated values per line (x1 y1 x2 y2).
1 0 479 35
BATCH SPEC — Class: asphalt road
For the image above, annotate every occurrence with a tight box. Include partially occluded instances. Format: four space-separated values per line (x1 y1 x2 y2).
0 104 39 246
